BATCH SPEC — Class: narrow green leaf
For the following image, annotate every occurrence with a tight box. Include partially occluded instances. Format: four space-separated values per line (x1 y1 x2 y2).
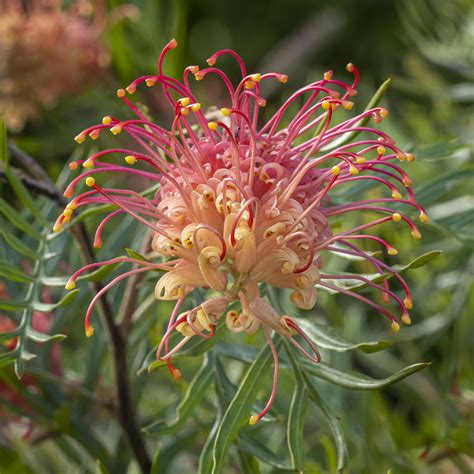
212 338 281 474
238 431 293 470
79 262 123 282
302 360 431 390
150 445 161 474
287 381 308 470
144 354 214 435
32 290 79 312
0 261 35 283
0 230 40 260
0 120 7 167
4 166 48 226
318 250 442 293
286 343 346 473
95 459 110 474
124 248 151 262
0 349 18 368
26 329 67 344
0 199 42 240
302 373 347 473
321 77 392 152
0 329 21 343
236 445 261 474
294 318 391 353
0 299 28 311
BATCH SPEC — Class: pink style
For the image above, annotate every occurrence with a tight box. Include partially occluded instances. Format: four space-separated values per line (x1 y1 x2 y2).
57 40 427 424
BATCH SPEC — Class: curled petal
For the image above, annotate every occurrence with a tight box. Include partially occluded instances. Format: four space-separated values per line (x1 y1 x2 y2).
234 227 257 274
154 263 206 300
197 246 227 291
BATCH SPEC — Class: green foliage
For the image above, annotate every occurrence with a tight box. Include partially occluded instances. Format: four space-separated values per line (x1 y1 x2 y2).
0 1 473 473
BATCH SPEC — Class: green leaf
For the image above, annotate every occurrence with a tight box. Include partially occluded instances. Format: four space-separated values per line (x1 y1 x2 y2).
287 379 307 470
236 445 261 474
0 299 28 311
0 260 35 283
143 354 214 435
95 459 110 474
286 343 347 473
143 319 228 375
293 318 392 353
321 77 392 152
302 373 347 473
79 262 123 282
124 247 151 262
0 328 21 343
301 360 430 390
0 199 42 240
0 349 18 368
150 445 161 474
32 289 79 312
238 431 293 470
0 230 40 260
212 338 281 474
26 329 67 343
318 250 442 293
3 165 48 226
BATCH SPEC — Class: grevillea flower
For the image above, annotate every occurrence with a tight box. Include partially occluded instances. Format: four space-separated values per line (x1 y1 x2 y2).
58 40 428 424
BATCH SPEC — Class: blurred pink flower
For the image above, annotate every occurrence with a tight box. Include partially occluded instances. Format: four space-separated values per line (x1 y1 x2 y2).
0 280 61 437
59 41 427 423
0 0 137 132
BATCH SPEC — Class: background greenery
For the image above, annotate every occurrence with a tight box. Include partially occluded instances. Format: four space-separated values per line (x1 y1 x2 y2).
0 0 473 473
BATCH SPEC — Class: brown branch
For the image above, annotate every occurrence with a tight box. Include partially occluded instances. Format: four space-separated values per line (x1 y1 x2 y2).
6 150 152 473
72 225 151 473
117 230 153 335
0 167 64 202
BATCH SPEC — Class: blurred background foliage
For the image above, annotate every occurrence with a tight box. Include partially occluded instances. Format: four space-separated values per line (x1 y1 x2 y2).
0 0 473 473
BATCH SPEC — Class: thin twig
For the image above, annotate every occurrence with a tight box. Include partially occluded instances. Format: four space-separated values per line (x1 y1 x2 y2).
7 149 152 473
8 142 54 185
117 230 153 335
0 167 63 202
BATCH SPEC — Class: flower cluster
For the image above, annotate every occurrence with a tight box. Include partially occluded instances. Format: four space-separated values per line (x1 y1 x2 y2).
0 0 137 132
58 40 427 424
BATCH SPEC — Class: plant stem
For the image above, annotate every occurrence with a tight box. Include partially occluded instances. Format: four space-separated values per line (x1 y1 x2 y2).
8 146 152 474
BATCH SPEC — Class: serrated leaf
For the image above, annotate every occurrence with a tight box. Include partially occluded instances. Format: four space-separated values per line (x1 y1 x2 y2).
212 338 281 474
144 354 214 435
294 318 392 353
0 199 42 240
301 360 430 390
0 230 40 260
